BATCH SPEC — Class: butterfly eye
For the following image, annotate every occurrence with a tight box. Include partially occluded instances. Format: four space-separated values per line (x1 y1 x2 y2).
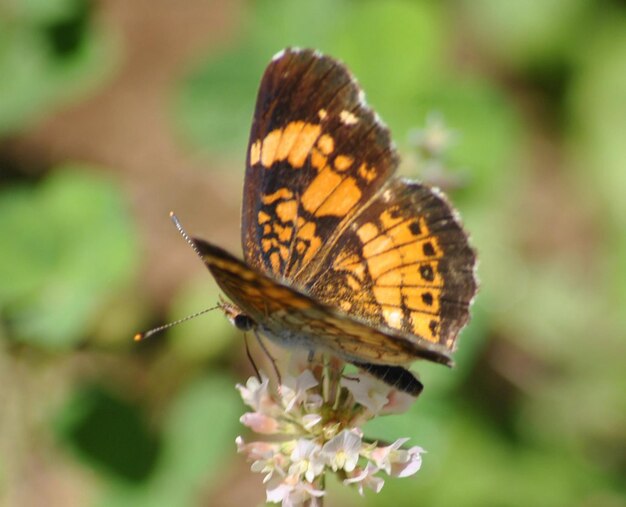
234 313 256 331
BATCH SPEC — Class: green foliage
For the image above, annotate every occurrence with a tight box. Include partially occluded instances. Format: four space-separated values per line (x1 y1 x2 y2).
176 0 448 160
97 375 241 507
0 167 138 348
567 11 626 226
166 277 238 362
460 0 594 69
56 384 161 481
0 0 114 134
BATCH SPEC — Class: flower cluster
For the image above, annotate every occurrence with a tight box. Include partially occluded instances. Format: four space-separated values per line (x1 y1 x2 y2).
407 112 464 191
236 357 424 506
409 112 458 160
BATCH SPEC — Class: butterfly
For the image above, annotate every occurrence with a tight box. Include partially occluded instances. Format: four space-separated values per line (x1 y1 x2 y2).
191 48 477 396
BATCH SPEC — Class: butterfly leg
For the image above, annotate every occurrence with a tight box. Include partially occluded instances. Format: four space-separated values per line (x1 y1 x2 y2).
253 329 282 386
243 333 262 382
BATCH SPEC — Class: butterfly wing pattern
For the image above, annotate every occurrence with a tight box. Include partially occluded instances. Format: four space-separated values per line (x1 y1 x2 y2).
192 48 477 395
242 48 398 281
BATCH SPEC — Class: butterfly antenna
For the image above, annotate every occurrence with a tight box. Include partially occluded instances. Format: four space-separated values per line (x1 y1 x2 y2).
169 211 204 260
133 304 220 341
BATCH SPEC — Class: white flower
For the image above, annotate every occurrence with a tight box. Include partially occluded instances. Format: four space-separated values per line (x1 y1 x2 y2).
236 437 285 483
321 429 362 472
280 370 319 412
240 412 280 434
409 112 458 158
341 373 392 414
267 476 325 506
369 437 410 474
236 374 272 413
288 439 325 483
381 389 416 415
391 445 424 478
251 455 285 484
266 482 293 504
235 436 276 460
235 360 425 505
344 462 385 495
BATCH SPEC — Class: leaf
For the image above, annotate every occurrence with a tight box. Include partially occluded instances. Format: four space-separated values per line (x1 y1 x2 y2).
0 166 138 348
0 0 114 135
99 375 241 507
56 385 161 482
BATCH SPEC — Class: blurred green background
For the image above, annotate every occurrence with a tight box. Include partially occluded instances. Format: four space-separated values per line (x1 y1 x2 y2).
1 0 625 506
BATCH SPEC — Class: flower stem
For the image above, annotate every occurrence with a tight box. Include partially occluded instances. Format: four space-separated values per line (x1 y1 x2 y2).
322 355 331 403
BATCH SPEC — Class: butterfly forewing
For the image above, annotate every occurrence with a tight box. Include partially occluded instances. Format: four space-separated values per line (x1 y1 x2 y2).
242 48 398 282
193 237 453 367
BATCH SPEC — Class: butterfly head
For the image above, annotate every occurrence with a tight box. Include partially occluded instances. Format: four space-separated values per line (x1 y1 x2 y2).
219 298 256 331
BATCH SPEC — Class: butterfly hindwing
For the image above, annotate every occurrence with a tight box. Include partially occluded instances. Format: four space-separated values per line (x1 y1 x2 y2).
303 178 477 352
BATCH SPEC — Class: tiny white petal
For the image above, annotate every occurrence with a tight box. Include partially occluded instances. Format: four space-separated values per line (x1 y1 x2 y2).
235 435 244 450
296 480 326 498
304 393 323 411
237 374 273 412
302 413 322 429
280 370 319 412
381 389 416 415
391 446 424 478
240 412 279 434
235 436 278 460
295 370 319 391
369 438 411 474
344 463 385 495
341 373 391 414
266 482 292 503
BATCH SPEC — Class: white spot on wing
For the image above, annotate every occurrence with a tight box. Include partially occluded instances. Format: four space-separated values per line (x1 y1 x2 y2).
385 309 403 328
358 89 367 107
430 186 445 199
340 110 359 125
373 111 389 130
272 49 286 61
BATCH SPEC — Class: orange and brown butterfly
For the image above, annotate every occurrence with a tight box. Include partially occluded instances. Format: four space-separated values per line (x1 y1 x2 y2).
192 48 477 396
